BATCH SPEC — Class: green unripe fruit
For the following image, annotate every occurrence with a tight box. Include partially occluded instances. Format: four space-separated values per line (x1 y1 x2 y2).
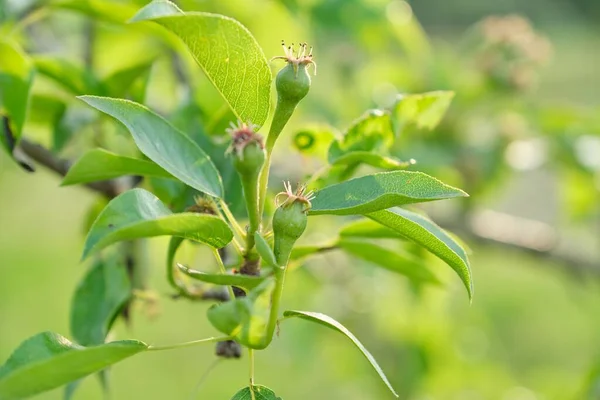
276 63 311 105
273 201 308 266
233 140 265 179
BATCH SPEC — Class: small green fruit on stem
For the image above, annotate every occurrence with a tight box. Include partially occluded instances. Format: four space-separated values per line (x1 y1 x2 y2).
259 42 316 218
272 182 313 265
227 122 266 256
260 182 314 347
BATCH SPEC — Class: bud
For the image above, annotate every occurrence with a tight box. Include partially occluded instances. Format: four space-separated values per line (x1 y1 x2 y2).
186 196 217 215
272 182 314 265
227 121 265 255
273 41 316 105
227 121 265 178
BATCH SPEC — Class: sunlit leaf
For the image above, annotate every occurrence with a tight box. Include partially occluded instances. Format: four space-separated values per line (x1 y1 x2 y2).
177 263 266 291
79 96 224 198
51 0 138 23
368 207 472 299
309 171 467 216
0 332 147 399
62 149 173 186
131 1 272 127
338 239 438 283
83 189 232 259
282 310 399 398
328 109 394 163
391 91 454 135
331 151 415 170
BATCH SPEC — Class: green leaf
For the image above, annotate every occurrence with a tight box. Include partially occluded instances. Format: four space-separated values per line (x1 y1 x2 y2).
0 332 147 399
391 91 454 135
71 260 131 346
51 0 138 23
207 279 274 349
309 171 468 216
338 239 438 283
331 151 415 170
83 189 232 259
102 59 155 101
289 244 335 262
282 310 398 398
166 236 185 289
231 385 281 400
0 40 33 154
328 110 393 164
340 219 404 239
34 56 102 95
367 207 472 298
131 1 272 127
62 149 173 186
254 232 277 268
79 96 223 198
177 263 266 291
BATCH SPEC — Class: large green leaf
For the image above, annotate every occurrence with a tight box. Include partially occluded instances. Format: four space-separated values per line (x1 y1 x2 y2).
131 1 272 127
83 189 232 259
368 207 472 298
71 260 131 346
231 385 281 400
0 332 147 399
338 239 438 283
391 91 454 135
282 310 398 398
34 56 102 95
62 149 172 186
207 279 274 349
0 40 33 154
79 96 223 198
177 264 266 292
309 171 467 216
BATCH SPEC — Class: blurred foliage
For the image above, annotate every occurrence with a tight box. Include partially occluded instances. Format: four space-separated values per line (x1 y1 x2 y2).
0 0 599 399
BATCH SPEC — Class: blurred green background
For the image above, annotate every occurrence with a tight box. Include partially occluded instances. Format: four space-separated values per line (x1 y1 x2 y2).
1 0 600 399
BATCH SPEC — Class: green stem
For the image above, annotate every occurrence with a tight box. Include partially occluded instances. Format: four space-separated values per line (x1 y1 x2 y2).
263 267 286 347
148 336 232 351
249 349 255 386
258 98 297 219
241 175 260 253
